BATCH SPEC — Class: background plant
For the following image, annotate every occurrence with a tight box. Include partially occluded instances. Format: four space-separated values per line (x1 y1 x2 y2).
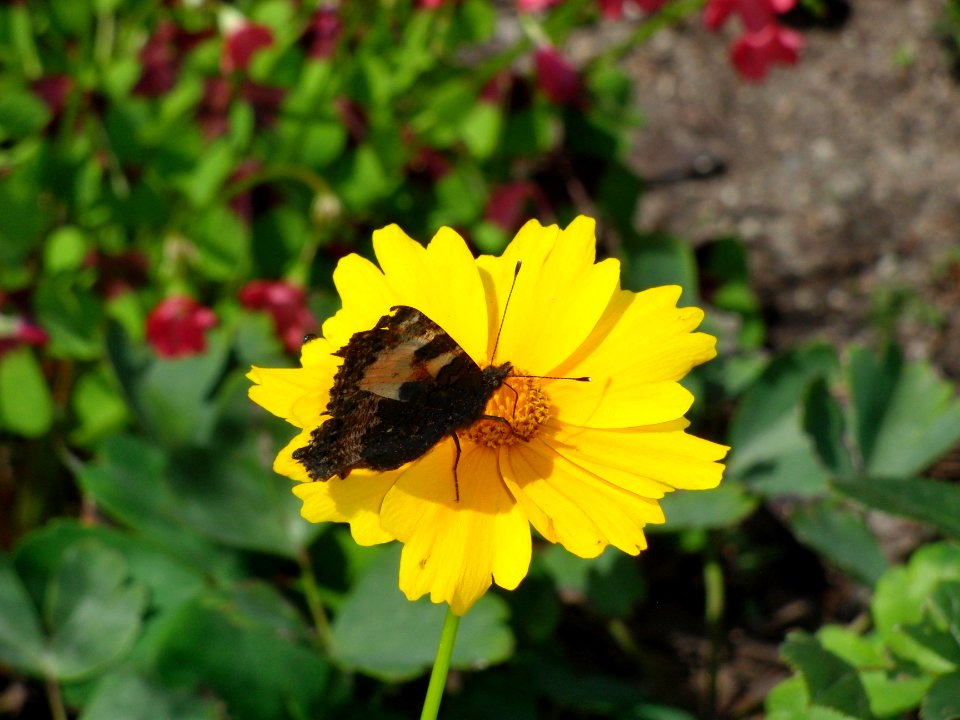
2 1 958 719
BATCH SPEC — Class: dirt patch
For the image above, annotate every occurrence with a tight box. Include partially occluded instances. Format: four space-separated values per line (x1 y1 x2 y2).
627 0 960 375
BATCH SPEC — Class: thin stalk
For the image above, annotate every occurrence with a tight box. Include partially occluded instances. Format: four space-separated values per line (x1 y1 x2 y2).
297 550 332 651
703 540 725 720
45 676 67 720
420 607 461 720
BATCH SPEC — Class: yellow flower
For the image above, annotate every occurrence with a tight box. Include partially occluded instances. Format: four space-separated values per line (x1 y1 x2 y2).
248 217 727 615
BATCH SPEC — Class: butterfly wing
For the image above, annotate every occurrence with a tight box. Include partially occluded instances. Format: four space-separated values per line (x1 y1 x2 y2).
293 306 503 480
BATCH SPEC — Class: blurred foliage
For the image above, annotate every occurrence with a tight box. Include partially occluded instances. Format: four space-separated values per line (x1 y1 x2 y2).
1 0 959 718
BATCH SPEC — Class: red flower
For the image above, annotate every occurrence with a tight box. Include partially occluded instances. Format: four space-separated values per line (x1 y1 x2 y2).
731 24 802 79
86 250 150 299
222 21 274 73
484 181 551 232
30 75 72 118
146 296 218 358
239 281 316 353
135 22 214 97
518 0 563 12
534 46 583 106
0 314 48 359
304 6 341 59
703 0 802 79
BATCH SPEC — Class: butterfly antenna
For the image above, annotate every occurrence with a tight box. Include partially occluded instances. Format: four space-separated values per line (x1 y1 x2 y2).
491 260 522 363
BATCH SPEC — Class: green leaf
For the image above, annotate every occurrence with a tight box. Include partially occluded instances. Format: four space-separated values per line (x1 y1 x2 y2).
175 140 235 207
14 521 207 616
803 378 853 475
134 330 231 446
849 346 960 476
0 555 45 676
727 344 837 497
622 232 698 305
872 543 960 671
79 434 316 559
902 581 960 667
187 204 251 281
34 277 102 360
330 545 514 680
789 501 887 586
765 675 808 714
833 475 960 540
460 102 502 160
922 672 960 720
780 632 872 718
44 226 89 274
149 589 330 720
816 626 888 668
859 669 931 718
69 366 129 445
656 482 758 530
0 347 53 438
539 545 645 618
43 541 147 681
0 85 51 137
80 672 220 720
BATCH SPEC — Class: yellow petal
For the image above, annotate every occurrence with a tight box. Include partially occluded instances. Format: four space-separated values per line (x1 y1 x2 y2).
549 420 728 491
478 217 621 373
292 467 399 546
554 286 717 380
501 440 658 557
372 224 488 364
273 429 315 483
549 375 695 429
380 441 531 615
248 364 334 428
322 254 398 349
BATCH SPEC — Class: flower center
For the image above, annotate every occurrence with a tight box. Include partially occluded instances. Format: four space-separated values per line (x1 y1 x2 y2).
463 372 550 448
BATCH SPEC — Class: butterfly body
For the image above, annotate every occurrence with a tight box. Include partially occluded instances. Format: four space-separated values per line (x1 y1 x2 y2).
293 306 512 481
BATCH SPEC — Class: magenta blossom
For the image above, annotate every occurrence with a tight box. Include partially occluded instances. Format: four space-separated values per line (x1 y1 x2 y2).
146 296 218 359
518 0 563 12
222 21 273 73
732 23 802 79
534 46 583 106
239 280 316 353
304 6 341 59
0 314 48 359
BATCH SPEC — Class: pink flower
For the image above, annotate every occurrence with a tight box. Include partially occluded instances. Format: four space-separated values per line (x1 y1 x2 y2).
239 281 316 353
518 0 563 12
146 296 218 359
304 6 341 59
222 21 273 73
484 181 551 232
731 24 802 79
30 75 72 118
0 314 48 359
135 22 214 97
534 46 583 106
703 0 802 79
86 250 150 299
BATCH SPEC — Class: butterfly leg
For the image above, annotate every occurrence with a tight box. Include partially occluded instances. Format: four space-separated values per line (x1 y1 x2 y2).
451 432 462 503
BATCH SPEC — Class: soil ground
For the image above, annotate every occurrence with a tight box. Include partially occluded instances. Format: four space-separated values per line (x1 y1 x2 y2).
626 0 960 376
615 3 959 714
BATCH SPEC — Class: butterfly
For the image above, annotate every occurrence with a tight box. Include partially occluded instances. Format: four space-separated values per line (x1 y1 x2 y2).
292 305 513 500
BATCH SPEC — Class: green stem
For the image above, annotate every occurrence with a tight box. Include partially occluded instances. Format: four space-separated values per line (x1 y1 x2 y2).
420 607 461 720
297 551 332 651
703 540 725 719
45 676 67 720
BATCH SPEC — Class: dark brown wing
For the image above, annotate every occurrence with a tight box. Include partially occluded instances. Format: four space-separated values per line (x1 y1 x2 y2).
293 306 512 481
